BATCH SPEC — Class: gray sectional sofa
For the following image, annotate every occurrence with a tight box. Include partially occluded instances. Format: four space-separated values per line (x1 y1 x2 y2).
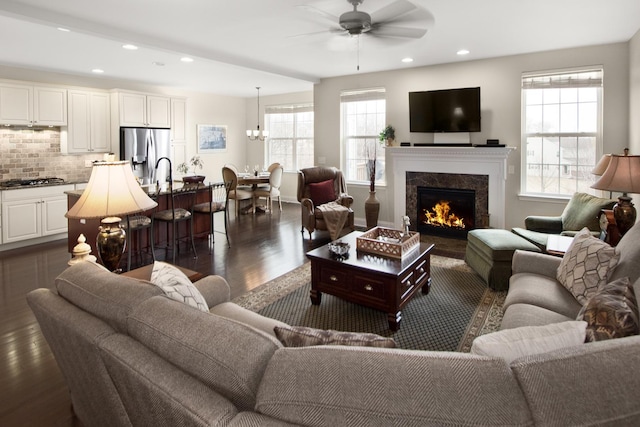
27 223 640 426
503 219 640 330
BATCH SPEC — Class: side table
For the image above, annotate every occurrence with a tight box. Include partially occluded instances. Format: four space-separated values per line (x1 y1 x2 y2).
121 264 204 282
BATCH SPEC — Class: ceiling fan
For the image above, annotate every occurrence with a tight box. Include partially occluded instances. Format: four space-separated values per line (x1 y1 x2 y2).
299 0 430 41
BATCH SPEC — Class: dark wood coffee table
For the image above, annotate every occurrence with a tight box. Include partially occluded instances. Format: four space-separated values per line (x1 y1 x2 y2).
306 231 434 331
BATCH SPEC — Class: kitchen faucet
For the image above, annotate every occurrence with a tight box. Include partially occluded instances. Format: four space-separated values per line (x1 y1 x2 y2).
155 157 173 187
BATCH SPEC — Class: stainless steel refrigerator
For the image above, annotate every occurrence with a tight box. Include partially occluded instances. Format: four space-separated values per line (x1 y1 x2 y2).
120 127 171 185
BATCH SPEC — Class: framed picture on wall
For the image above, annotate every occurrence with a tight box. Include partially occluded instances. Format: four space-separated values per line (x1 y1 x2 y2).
197 124 227 153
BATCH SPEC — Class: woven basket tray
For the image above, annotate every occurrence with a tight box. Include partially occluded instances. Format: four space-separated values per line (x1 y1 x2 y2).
356 227 420 259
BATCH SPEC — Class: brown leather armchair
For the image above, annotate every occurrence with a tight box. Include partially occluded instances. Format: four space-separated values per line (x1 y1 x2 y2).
297 166 354 239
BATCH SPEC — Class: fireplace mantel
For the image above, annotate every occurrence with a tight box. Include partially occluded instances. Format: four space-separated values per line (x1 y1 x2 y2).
387 146 516 229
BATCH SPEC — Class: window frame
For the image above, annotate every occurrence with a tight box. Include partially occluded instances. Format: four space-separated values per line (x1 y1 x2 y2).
520 67 603 198
264 103 314 173
340 88 387 187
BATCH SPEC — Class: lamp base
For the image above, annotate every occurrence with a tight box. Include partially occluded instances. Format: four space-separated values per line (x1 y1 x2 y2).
613 196 636 236
96 217 126 272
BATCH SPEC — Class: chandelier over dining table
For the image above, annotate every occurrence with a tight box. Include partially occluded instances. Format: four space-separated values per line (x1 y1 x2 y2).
246 86 269 141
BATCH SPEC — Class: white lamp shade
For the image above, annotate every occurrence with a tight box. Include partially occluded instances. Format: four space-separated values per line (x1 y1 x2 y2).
591 155 640 194
66 161 158 219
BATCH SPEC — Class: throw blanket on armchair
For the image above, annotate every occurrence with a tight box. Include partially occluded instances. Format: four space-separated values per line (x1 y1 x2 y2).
317 202 349 241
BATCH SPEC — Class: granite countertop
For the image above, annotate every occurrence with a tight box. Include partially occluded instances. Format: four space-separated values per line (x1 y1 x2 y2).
0 180 87 191
65 181 215 198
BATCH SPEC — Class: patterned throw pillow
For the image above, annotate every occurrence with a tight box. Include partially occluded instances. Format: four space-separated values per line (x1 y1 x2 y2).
274 325 396 348
308 179 336 206
150 261 209 312
577 277 640 342
556 227 619 305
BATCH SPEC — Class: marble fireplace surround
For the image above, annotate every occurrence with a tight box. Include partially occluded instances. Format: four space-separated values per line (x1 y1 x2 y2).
387 146 515 230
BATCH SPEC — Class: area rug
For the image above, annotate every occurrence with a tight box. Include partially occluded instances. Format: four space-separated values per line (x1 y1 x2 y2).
233 255 506 352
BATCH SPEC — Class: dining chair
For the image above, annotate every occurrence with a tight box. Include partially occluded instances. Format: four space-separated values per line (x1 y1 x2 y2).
193 182 230 248
150 182 198 264
222 166 253 218
225 163 251 190
253 164 283 213
257 162 282 190
120 214 154 271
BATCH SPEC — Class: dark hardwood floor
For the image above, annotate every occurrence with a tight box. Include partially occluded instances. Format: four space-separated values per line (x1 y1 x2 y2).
0 202 466 426
0 202 330 426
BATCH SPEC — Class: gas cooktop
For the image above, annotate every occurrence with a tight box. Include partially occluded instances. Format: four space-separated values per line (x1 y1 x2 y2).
0 177 66 188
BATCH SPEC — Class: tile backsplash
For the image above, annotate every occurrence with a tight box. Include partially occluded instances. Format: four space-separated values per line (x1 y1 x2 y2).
0 127 102 183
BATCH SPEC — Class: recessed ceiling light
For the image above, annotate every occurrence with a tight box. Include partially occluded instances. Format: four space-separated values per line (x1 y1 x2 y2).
91 68 104 74
457 49 470 56
122 44 138 50
402 57 414 63
180 57 194 63
152 62 165 67
57 27 70 32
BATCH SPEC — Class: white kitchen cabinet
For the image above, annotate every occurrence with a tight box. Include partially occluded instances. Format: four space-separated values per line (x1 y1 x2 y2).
119 91 170 128
0 82 67 126
63 90 111 153
171 142 187 173
1 185 73 244
170 97 187 142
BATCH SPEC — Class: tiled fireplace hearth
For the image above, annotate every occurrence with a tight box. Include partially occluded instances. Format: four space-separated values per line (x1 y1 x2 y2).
387 146 515 230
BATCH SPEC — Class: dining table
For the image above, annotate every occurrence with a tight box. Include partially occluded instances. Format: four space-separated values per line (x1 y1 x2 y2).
237 172 270 214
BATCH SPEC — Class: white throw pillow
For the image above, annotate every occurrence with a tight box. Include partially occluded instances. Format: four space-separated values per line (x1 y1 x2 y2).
150 261 209 312
470 321 587 363
556 227 619 305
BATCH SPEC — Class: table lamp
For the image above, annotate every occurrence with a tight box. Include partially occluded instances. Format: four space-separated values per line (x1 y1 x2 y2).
66 161 158 272
591 149 640 236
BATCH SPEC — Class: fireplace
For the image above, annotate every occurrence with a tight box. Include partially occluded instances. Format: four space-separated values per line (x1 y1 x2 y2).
418 187 476 239
387 146 515 230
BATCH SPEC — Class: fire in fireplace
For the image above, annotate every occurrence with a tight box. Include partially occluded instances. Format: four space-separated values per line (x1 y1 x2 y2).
417 186 476 239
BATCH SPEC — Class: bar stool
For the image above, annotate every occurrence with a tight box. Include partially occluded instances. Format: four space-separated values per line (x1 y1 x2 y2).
120 214 153 271
193 182 229 249
150 183 198 264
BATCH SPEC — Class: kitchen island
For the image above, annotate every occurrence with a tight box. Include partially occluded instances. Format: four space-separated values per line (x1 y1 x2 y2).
65 182 216 266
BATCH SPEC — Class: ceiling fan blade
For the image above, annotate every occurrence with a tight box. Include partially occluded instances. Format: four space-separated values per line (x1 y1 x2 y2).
370 0 417 23
296 4 339 26
288 27 343 39
372 25 427 39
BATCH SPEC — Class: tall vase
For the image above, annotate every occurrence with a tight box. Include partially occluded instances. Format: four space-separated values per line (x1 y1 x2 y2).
365 190 380 229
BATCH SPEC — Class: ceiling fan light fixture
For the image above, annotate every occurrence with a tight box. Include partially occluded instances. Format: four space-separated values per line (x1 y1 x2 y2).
340 10 372 35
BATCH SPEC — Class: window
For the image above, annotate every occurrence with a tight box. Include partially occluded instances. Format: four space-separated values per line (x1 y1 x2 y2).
522 68 603 196
265 104 314 172
340 88 386 185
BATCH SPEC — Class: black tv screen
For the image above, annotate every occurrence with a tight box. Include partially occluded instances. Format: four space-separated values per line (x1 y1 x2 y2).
409 87 481 133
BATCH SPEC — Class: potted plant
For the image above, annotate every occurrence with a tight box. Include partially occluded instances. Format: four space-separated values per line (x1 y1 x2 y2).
379 125 395 146
177 155 205 183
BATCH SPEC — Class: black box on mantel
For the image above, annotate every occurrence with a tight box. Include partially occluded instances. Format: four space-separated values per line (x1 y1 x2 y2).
487 139 500 145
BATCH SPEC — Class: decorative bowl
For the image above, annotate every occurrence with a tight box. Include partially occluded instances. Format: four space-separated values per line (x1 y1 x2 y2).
328 241 350 257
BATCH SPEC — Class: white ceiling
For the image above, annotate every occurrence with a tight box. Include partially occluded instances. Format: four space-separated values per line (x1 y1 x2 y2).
0 0 639 98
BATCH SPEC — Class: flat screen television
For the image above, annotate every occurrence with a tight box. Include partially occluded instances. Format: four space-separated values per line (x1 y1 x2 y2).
409 87 481 133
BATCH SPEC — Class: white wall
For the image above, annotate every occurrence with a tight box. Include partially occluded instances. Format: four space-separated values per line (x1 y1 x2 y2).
314 42 630 228
630 29 640 154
